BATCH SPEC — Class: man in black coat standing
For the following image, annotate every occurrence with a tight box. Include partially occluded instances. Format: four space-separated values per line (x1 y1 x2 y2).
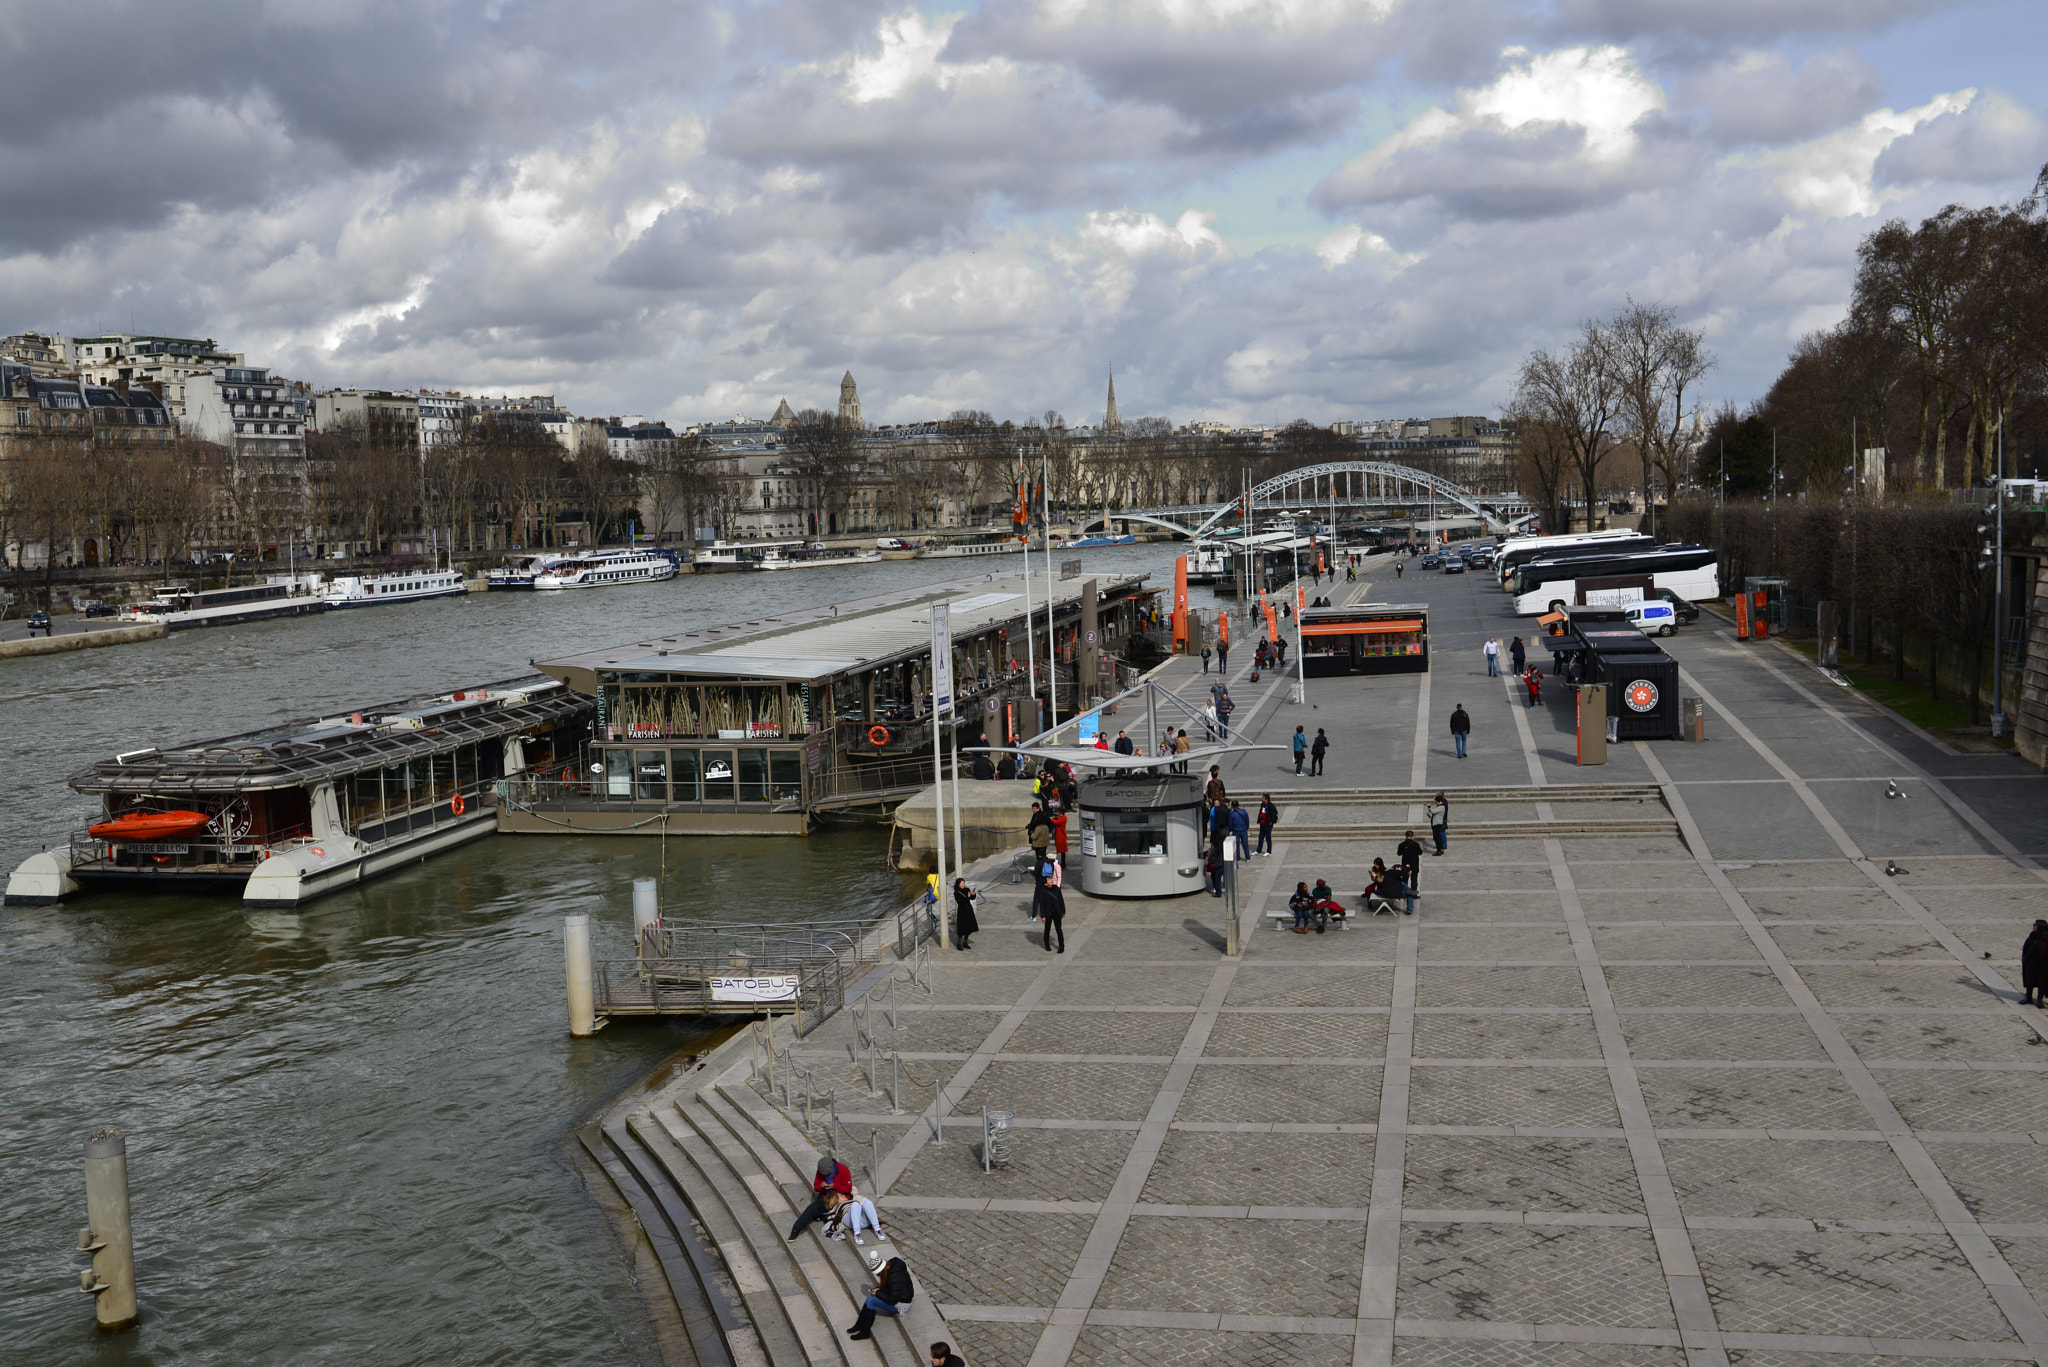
1449 703 1471 759
1396 830 1423 892
2024 919 2048 1006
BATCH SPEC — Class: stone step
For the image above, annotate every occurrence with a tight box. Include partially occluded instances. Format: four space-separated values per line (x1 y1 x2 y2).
583 1120 756 1367
1267 784 1664 804
1285 819 1683 841
642 1100 856 1367
713 1082 944 1367
623 1109 800 1367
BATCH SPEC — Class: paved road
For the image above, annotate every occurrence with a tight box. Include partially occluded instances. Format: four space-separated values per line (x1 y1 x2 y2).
761 554 2048 1367
0 613 126 644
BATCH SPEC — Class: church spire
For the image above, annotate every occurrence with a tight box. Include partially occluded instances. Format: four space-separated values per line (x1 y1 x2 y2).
1103 367 1122 434
838 370 863 427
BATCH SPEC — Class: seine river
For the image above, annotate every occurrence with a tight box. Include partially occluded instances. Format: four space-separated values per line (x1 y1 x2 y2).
0 543 1175 1366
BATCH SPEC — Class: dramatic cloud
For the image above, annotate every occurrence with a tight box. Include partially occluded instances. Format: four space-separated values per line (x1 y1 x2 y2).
0 0 2042 425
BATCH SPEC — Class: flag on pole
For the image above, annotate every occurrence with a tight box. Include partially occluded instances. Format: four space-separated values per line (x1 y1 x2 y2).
1172 556 1189 652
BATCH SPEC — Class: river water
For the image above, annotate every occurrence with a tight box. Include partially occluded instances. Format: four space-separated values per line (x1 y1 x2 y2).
0 543 1175 1366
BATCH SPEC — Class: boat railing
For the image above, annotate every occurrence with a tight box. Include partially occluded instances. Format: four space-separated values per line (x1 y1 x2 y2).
69 820 317 872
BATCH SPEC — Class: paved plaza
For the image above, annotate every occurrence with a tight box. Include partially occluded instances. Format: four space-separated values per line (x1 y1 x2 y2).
783 562 2048 1367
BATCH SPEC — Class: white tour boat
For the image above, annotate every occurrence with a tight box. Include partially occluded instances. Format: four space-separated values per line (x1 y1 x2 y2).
320 568 468 607
756 542 883 570
532 547 679 589
914 530 1025 559
487 553 574 590
125 575 329 630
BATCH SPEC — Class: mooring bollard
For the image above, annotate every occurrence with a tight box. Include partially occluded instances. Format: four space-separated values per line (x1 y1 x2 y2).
563 914 596 1037
79 1131 138 1332
631 877 660 959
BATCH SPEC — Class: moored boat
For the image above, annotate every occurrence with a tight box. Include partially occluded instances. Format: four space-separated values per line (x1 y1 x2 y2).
320 568 467 607
124 576 329 630
88 810 211 841
757 542 883 570
532 548 679 589
914 530 1025 559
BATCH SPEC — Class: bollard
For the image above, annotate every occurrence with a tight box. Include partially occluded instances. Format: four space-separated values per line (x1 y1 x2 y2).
890 1051 903 1115
563 914 597 1037
79 1131 138 1332
632 877 660 959
934 1082 945 1142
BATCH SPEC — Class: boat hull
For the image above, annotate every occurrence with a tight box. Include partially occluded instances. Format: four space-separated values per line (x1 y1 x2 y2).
324 586 469 608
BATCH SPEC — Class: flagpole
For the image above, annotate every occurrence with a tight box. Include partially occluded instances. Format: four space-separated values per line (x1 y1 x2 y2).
1019 457 1036 706
1043 447 1058 735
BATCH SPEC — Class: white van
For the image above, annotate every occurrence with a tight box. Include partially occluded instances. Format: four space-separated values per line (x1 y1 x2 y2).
1625 600 1677 636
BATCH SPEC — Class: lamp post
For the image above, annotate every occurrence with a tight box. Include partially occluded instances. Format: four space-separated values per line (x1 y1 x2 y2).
1993 406 2008 740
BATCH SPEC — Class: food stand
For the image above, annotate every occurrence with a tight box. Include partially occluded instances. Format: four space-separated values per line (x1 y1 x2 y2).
1298 604 1430 677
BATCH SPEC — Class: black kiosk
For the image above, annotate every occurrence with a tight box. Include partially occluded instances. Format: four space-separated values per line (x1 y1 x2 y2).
1556 609 1681 740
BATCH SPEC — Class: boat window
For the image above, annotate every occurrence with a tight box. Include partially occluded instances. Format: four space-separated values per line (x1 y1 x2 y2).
738 748 769 801
769 749 802 800
701 749 735 801
455 744 477 792
670 749 700 802
635 750 667 800
605 749 633 798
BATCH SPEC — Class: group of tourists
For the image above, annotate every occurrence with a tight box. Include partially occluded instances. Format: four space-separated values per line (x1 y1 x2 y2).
792 1154 963 1364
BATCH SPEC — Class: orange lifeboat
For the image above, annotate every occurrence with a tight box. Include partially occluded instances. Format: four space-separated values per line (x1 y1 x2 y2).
88 810 213 841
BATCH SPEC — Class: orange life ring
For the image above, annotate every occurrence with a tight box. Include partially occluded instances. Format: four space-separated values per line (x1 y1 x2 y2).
451 794 466 815
868 725 891 746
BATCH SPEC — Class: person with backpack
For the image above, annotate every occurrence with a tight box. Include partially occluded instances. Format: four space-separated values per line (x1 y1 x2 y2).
1256 794 1277 855
847 1255 915 1340
1292 725 1307 775
1309 728 1329 776
1201 644 1212 674
1036 858 1067 952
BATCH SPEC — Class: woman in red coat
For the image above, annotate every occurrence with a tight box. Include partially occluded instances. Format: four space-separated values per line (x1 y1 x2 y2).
1050 807 1069 864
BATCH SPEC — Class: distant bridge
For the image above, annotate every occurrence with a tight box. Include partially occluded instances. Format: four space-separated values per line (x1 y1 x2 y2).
1082 462 1534 538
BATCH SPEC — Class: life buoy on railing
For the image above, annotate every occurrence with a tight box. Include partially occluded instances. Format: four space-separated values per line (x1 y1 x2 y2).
868 725 892 746
451 794 466 815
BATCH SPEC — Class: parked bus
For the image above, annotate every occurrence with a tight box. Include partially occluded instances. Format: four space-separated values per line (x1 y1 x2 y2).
1509 545 1719 615
1493 529 1652 584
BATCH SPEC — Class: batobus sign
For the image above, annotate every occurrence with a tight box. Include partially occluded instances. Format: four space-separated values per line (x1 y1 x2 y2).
709 974 801 1003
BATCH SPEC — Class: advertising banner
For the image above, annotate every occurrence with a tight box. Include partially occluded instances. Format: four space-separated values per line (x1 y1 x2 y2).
709 974 801 1002
932 603 953 714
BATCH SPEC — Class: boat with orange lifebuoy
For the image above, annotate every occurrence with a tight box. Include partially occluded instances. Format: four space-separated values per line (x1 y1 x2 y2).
87 810 212 841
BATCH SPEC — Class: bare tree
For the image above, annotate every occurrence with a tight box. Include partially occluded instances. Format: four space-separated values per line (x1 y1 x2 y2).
1515 323 1624 533
1607 298 1713 535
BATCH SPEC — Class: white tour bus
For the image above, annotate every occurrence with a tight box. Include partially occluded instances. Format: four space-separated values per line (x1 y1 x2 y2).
1509 545 1720 616
1492 528 1650 583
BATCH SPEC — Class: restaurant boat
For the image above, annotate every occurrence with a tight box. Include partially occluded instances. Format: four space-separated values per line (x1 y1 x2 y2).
532 548 680 589
4 677 594 908
756 543 883 570
320 568 468 607
914 530 1024 559
125 576 329 630
486 553 574 590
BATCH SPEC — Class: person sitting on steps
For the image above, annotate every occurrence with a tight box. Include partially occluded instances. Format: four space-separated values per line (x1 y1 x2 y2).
847 1255 915 1340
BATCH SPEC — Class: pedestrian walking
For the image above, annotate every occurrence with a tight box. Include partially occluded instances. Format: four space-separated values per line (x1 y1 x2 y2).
1051 805 1069 864
1256 794 1277 855
1036 858 1067 952
790 1154 855 1239
1309 727 1328 776
1228 799 1251 860
1218 640 1230 673
1397 830 1423 891
951 877 980 951
1426 791 1448 855
1173 728 1191 774
1204 841 1225 897
1524 666 1543 709
1483 637 1500 676
1202 701 1218 742
1395 560 1404 579
1509 636 1526 675
2024 919 2048 1006
1293 725 1307 775
846 1254 915 1341
1216 689 1235 739
1449 703 1470 759
1201 645 1212 674
1027 801 1052 860
1204 766 1227 811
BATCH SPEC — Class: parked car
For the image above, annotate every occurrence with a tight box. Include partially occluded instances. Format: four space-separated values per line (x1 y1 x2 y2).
1625 601 1678 636
26 610 52 633
1420 555 1442 568
1654 589 1700 624
81 601 118 618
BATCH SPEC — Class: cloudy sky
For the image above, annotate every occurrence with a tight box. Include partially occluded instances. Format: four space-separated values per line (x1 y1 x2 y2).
3 0 2043 429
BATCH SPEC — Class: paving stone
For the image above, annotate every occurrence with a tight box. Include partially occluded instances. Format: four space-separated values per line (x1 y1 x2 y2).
1414 966 1590 1008
1142 1130 1376 1207
1565 861 1713 889
1396 1343 1685 1367
1723 863 1862 890
954 1061 1171 1121
1226 964 1395 1008
1616 1012 1828 1061
1073 1326 1356 1367
1072 927 1227 962
929 966 1048 1006
1636 1067 1873 1131
890 1126 1135 1203
1916 888 2048 918
1839 1012 2048 1063
1178 1062 1382 1125
1415 896 1569 923
1927 1142 2048 1224
1560 842 1694 865
1095 1216 1363 1317
1403 1134 1644 1213
1797 965 2005 1009
1204 1011 1388 1059
1945 921 2046 960
1891 859 2037 887
1397 1223 1675 1326
1726 1356 1982 1367
1420 925 1578 961
1991 1236 2048 1307
1003 1011 1193 1057
1603 964 1791 1008
1577 888 1734 920
1407 1066 1621 1129
1662 1138 1934 1221
1742 888 1907 919
949 1321 1045 1367
1412 1011 1604 1059
1881 1068 2048 1134
1762 924 1947 960
1041 965 1220 1007
861 1009 1008 1055
1692 1228 2016 1340
881 1206 1095 1307
1588 923 1762 961
1413 864 1553 892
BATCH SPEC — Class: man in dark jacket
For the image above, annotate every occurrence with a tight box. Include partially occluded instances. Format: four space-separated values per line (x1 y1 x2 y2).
847 1255 914 1339
1449 704 1471 759
929 1344 966 1367
1396 830 1423 892
791 1154 854 1239
996 753 1019 780
971 752 995 780
2024 919 2048 1006
1309 728 1329 776
1113 729 1135 755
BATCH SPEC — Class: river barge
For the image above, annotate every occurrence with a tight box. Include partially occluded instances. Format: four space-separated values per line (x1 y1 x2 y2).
125 576 330 629
506 568 1159 836
5 677 593 908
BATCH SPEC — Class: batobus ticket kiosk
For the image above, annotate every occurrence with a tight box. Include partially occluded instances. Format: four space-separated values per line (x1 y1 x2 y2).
981 739 1286 899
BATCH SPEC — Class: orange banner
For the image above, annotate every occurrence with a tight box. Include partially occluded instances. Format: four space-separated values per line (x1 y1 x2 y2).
1172 555 1189 651
1263 599 1279 642
1220 610 1230 644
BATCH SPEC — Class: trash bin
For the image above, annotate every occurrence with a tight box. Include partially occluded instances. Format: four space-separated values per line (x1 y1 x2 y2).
982 1108 1015 1172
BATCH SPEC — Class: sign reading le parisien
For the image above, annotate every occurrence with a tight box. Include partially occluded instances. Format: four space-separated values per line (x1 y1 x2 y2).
710 974 801 1002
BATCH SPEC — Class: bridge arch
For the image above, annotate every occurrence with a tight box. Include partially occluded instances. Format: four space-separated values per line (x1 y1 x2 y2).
1187 461 1509 539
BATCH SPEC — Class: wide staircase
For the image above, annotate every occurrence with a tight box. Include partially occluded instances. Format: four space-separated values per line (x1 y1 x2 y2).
1265 782 1683 843
583 1076 941 1367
